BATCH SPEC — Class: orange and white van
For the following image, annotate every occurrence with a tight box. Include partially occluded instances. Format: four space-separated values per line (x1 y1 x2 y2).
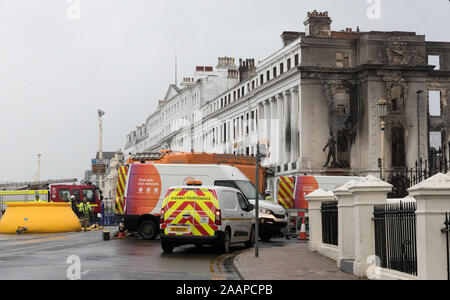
123 163 268 240
160 185 255 253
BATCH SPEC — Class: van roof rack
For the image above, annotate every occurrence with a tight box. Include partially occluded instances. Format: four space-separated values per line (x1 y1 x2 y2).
131 152 163 161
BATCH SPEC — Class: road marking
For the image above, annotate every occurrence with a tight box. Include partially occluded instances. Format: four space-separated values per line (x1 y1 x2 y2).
210 251 241 280
216 254 227 275
12 235 69 245
210 254 227 280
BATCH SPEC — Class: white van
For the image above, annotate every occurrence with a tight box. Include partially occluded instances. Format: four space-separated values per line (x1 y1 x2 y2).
124 163 287 241
160 185 255 253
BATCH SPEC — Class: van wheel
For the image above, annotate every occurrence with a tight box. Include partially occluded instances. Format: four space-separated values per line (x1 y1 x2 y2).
217 230 231 253
139 220 158 240
161 241 174 253
245 227 255 248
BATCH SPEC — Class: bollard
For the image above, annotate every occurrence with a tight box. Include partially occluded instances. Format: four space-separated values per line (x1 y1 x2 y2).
103 230 111 241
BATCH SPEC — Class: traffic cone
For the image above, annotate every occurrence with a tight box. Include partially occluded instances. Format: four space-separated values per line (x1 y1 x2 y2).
299 218 308 240
117 223 126 239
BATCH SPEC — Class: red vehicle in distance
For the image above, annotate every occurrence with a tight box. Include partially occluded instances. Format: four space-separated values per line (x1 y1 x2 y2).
49 184 103 214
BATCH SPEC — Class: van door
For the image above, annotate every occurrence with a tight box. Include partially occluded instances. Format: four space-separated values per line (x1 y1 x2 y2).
236 192 252 241
192 188 219 237
221 191 249 242
220 190 241 243
163 188 196 236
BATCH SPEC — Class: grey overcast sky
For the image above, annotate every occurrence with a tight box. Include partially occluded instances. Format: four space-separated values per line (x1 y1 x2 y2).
0 0 449 183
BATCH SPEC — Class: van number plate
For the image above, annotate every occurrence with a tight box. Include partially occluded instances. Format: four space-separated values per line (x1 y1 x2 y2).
169 226 190 233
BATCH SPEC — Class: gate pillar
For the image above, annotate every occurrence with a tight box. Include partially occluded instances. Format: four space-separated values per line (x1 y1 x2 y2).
409 173 450 280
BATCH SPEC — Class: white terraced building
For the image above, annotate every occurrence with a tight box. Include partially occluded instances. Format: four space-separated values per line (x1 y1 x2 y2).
125 43 301 163
125 58 239 155
125 11 450 198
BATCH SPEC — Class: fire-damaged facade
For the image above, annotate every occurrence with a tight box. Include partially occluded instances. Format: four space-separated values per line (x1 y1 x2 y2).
275 10 450 197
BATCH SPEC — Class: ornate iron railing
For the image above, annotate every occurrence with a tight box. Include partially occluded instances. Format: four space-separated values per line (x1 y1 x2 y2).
374 202 417 276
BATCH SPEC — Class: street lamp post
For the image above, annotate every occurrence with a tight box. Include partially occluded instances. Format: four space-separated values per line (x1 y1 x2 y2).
254 140 267 258
255 143 260 258
416 90 424 164
377 98 388 181
36 154 42 182
98 109 105 191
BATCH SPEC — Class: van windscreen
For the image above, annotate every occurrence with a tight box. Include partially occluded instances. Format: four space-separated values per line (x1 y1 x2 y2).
214 180 262 200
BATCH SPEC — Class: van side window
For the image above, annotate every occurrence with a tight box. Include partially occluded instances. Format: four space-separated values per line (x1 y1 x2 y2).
83 189 95 202
237 193 249 211
214 180 235 189
59 190 71 202
221 191 237 210
72 190 81 202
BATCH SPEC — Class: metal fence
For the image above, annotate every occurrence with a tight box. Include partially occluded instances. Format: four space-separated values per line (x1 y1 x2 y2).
443 212 450 281
374 202 417 276
406 157 450 189
382 143 450 199
321 201 338 246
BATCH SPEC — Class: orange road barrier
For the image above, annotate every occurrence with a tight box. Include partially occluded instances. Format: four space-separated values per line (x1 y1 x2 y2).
0 203 81 234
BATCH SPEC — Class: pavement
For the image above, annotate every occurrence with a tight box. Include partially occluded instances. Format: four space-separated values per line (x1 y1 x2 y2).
233 240 359 280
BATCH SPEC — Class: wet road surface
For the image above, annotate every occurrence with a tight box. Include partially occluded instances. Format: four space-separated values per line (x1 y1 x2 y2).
0 227 250 280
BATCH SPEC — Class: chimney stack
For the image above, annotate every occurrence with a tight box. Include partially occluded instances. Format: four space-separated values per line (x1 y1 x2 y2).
281 31 302 46
217 57 236 69
238 58 256 83
304 10 332 38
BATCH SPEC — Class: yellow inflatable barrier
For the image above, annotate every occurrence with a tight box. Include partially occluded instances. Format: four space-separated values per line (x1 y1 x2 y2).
0 202 81 234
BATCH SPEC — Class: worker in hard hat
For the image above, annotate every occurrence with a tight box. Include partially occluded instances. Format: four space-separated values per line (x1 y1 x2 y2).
79 196 92 231
70 195 79 216
34 191 44 203
264 190 273 202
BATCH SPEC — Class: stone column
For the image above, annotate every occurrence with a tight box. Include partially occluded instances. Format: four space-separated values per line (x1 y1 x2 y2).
276 94 284 165
253 108 257 137
334 179 358 271
290 87 299 165
241 115 244 138
269 97 277 165
238 117 241 140
227 121 230 144
299 84 311 169
409 173 450 280
306 189 335 252
264 100 271 146
348 175 392 278
236 117 239 141
257 102 264 144
283 91 291 164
